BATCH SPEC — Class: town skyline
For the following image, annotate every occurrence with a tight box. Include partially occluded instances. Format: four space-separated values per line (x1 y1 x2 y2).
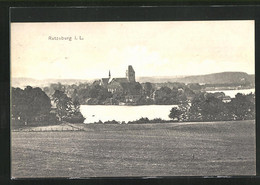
11 21 254 80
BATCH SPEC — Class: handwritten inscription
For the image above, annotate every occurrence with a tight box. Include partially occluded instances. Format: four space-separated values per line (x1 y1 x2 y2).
48 36 84 41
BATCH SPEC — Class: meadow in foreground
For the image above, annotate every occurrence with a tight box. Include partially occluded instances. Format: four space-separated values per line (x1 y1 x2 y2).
11 120 255 178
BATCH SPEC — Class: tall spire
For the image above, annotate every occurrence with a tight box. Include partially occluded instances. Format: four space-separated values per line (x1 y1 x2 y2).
109 70 111 79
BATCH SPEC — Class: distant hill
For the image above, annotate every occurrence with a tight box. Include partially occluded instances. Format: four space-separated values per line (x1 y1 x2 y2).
137 72 255 84
12 72 255 88
11 78 91 88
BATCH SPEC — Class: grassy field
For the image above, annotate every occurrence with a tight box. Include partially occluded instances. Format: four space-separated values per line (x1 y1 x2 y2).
11 120 256 178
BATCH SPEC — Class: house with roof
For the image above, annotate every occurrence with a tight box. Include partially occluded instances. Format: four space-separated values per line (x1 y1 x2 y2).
98 65 142 103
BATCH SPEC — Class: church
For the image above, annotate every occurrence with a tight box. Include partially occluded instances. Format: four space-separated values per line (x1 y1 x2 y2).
99 65 142 97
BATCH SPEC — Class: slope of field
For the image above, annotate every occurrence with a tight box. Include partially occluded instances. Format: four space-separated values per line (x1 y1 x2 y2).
11 120 255 178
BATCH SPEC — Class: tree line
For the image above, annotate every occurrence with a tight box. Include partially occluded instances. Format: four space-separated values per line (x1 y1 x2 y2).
42 82 201 105
90 92 255 124
11 82 255 126
12 86 84 126
169 92 255 122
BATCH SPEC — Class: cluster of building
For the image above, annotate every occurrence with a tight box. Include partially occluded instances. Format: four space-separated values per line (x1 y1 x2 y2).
95 65 143 104
93 65 232 105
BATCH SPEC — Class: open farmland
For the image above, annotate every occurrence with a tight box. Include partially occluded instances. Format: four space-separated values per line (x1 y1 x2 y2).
11 120 255 178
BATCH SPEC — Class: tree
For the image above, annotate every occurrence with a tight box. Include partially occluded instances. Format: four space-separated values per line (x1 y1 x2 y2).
200 95 227 121
187 83 202 91
142 82 153 97
133 83 143 95
12 87 26 123
227 93 255 120
77 88 91 104
71 89 81 112
87 84 112 104
188 92 231 121
111 90 125 103
169 107 183 121
97 87 112 103
169 103 190 121
123 82 142 96
52 90 73 121
154 86 174 105
71 89 79 104
52 90 85 123
11 86 52 125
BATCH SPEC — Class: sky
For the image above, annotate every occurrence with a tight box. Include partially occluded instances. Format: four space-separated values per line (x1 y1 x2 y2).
11 21 254 80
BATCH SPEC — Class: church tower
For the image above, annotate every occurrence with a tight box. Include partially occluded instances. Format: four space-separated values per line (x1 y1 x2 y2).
126 65 135 82
109 70 111 79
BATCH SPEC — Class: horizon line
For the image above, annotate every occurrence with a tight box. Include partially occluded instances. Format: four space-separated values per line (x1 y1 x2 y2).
12 71 255 81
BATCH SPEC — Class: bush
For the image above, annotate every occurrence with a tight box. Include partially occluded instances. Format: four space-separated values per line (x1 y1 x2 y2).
94 120 103 124
103 120 120 124
47 113 59 124
127 117 149 124
127 117 170 124
63 112 85 123
149 118 169 123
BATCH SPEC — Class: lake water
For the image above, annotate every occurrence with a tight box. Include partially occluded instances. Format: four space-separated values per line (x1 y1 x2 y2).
206 88 255 98
80 105 177 123
81 88 255 123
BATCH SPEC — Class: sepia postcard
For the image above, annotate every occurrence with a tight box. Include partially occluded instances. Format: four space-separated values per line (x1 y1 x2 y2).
11 21 255 178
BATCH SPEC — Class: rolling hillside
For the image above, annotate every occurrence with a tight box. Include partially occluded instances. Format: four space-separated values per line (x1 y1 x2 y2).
137 72 255 84
11 78 92 88
12 72 254 88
